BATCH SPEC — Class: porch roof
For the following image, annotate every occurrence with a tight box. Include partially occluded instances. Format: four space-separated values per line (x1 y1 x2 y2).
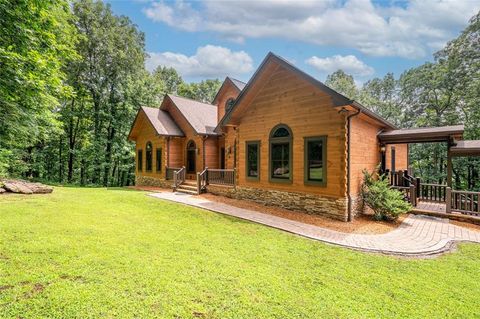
378 125 464 144
450 140 480 156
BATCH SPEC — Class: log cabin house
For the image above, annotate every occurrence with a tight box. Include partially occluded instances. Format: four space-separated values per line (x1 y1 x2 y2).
128 52 480 222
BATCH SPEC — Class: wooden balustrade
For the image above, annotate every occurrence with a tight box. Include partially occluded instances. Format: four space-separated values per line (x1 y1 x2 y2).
166 167 181 180
449 189 480 216
206 168 236 187
197 167 208 194
173 167 185 191
419 183 447 203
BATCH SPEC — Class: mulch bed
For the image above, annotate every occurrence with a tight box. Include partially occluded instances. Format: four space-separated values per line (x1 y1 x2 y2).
129 186 405 234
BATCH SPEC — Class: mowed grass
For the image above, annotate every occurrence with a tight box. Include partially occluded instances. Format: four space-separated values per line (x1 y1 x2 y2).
1 188 480 318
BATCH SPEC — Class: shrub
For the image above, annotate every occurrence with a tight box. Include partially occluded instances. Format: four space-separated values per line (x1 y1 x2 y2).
361 169 412 221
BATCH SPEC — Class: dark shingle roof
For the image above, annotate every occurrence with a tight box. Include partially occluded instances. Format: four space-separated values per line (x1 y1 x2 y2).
378 125 464 143
229 77 246 91
141 106 184 136
166 94 219 135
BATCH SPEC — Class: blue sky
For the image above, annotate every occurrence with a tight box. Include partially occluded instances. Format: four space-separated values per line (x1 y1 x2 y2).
106 0 479 84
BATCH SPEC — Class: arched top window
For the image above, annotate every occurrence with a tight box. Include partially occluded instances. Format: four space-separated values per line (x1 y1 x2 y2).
271 126 291 138
187 140 196 150
146 141 153 171
269 124 292 182
225 98 235 113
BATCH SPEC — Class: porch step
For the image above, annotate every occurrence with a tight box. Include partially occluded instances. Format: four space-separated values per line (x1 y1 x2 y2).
175 188 198 195
178 184 197 191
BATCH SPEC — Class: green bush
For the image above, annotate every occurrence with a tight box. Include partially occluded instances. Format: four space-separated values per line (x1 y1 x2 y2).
361 169 412 221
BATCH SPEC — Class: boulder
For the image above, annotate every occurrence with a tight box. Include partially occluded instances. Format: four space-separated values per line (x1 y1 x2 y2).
2 180 33 194
1 180 53 194
28 182 53 194
0 187 5 194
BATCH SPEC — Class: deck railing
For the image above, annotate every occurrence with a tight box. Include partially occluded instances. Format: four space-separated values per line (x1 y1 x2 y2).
173 166 185 191
197 167 208 194
449 189 480 216
206 168 236 187
419 183 447 203
166 167 181 180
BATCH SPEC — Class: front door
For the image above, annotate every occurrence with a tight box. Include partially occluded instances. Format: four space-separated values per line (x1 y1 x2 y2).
220 147 225 169
187 141 196 173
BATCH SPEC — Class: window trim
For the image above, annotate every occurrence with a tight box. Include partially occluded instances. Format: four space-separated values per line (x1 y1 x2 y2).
145 141 153 172
225 98 235 113
137 149 143 172
269 124 293 184
245 140 260 181
156 147 162 173
304 136 327 187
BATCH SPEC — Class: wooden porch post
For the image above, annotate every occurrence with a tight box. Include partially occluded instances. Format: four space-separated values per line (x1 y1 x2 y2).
446 187 452 213
165 136 170 179
447 147 452 188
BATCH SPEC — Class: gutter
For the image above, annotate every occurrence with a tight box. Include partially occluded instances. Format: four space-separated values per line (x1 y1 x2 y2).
345 107 362 222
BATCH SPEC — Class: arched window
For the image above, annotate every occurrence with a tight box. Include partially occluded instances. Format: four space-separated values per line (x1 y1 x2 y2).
225 98 235 113
146 142 153 171
269 124 292 181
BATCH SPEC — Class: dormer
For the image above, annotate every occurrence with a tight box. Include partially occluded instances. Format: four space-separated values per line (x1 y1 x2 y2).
212 77 246 123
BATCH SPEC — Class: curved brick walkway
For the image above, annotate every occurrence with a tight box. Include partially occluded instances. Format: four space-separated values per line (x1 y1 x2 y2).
149 192 480 256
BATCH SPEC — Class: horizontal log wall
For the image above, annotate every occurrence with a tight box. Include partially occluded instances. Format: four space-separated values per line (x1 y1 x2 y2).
235 64 347 199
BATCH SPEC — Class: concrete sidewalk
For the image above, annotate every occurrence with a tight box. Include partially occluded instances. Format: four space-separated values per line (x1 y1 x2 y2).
149 192 480 256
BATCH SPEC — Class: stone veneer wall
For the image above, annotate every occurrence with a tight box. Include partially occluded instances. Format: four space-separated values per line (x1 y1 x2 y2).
207 185 348 221
136 175 173 188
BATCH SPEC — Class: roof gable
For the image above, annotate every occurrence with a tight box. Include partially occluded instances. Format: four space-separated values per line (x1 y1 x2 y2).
216 52 396 131
128 106 184 141
211 76 246 105
161 94 219 135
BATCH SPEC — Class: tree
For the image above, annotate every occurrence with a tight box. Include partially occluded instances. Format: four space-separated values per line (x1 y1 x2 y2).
0 0 77 175
325 70 359 100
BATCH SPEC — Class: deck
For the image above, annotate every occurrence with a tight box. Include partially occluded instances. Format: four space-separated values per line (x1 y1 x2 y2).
413 200 480 224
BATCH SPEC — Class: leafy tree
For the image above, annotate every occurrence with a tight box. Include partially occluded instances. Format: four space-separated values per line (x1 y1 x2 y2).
178 79 222 103
0 0 77 174
325 70 359 100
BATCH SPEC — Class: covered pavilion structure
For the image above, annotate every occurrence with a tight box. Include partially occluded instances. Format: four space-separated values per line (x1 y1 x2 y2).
377 124 480 222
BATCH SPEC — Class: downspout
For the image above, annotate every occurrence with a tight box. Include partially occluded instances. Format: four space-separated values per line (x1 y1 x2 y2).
346 107 361 222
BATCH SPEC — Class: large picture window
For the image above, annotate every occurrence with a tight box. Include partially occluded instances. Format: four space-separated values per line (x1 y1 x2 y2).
269 124 292 182
246 141 260 180
137 149 143 172
156 148 162 172
304 136 327 186
146 142 153 171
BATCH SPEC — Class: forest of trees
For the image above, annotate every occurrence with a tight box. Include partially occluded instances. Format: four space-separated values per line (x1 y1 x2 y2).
1 1 479 190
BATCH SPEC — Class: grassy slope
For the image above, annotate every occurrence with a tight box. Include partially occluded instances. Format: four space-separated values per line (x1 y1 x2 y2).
0 187 479 318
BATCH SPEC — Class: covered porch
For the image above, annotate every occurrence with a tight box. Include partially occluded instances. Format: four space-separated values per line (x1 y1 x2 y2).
378 125 480 222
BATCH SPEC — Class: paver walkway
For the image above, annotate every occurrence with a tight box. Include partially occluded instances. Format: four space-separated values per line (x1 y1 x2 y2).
149 192 480 256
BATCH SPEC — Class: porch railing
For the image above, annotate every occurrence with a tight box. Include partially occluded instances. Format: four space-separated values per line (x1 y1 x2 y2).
206 168 236 187
173 166 185 191
166 167 181 180
449 189 480 216
419 183 447 203
197 167 208 194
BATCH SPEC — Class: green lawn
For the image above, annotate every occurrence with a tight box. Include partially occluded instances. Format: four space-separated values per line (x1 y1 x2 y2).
1 188 480 318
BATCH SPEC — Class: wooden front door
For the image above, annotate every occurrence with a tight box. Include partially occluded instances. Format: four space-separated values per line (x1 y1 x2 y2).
220 147 225 169
187 140 196 173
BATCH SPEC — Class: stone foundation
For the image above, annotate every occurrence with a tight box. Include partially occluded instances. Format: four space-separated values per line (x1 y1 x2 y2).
207 184 348 221
135 175 173 188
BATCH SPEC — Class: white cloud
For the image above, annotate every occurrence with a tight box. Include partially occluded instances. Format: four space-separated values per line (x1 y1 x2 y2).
143 0 480 59
306 55 374 76
146 45 254 78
